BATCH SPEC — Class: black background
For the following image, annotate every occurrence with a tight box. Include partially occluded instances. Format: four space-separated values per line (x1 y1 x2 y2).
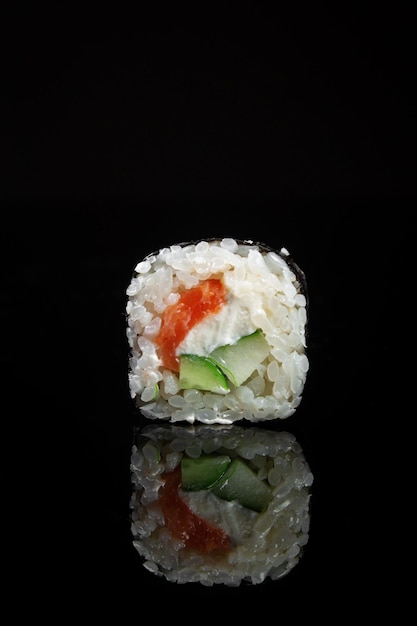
1 3 412 619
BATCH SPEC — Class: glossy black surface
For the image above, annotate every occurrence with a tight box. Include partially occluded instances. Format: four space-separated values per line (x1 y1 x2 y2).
1 4 410 619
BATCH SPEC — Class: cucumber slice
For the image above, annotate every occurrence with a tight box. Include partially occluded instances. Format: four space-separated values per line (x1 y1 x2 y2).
179 354 230 394
181 454 231 491
209 329 270 387
211 457 272 512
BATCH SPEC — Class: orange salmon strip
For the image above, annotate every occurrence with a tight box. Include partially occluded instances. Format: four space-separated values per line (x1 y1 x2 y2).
155 278 226 372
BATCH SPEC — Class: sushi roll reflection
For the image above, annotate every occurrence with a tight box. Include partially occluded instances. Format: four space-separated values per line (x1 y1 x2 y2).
126 238 309 424
130 423 314 586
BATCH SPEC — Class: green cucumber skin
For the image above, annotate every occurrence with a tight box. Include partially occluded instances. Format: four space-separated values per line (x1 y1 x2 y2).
208 329 270 387
178 330 270 393
211 457 272 512
181 454 231 491
179 354 230 394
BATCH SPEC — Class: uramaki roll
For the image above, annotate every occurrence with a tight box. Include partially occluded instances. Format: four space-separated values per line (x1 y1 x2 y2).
126 238 309 424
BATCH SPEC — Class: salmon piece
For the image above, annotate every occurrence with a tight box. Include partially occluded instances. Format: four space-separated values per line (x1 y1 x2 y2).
155 278 226 372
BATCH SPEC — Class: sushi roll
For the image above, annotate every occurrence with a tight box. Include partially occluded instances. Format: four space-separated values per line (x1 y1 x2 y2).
126 238 309 424
130 422 314 586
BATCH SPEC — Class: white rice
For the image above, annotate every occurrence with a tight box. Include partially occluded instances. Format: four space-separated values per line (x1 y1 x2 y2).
126 238 309 424
130 423 314 586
